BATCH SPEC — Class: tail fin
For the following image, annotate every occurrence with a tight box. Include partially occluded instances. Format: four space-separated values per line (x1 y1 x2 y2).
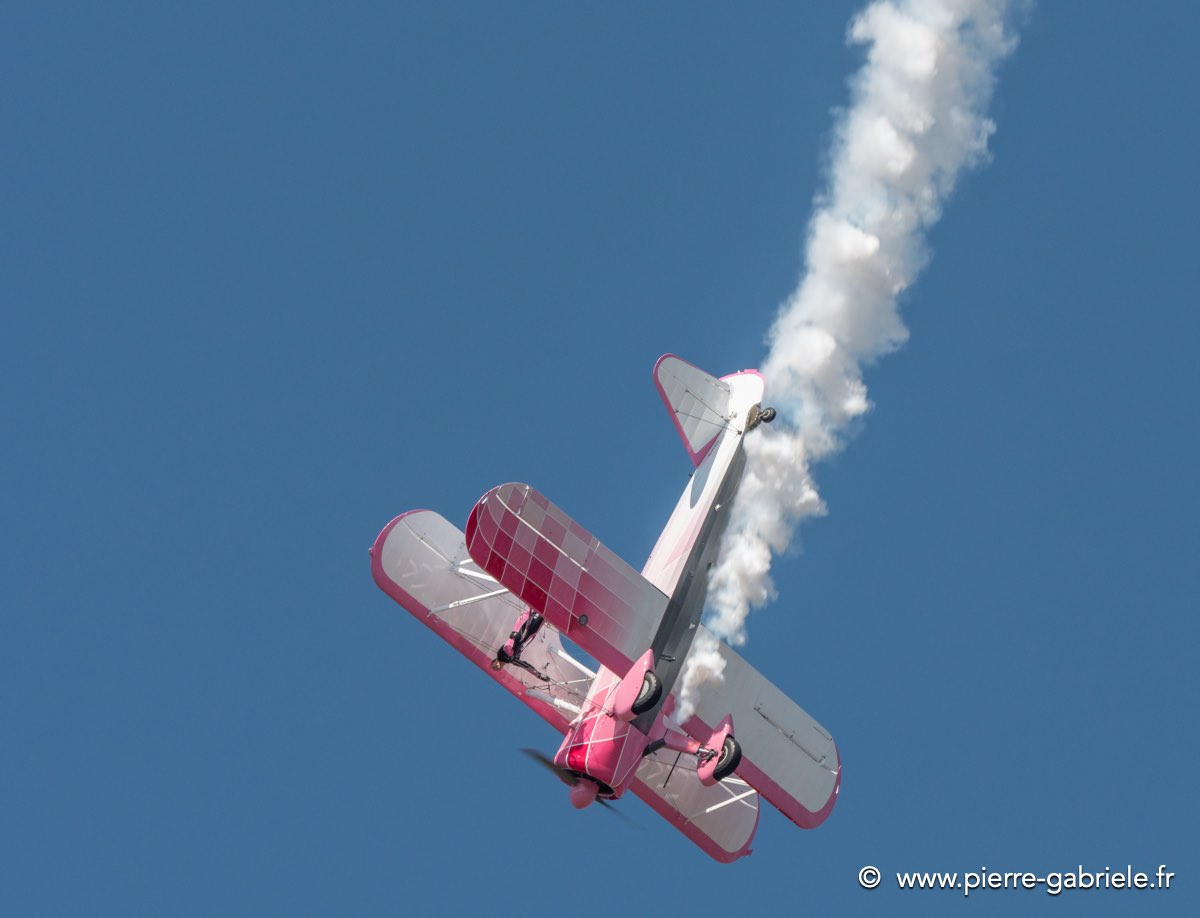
653 355 738 467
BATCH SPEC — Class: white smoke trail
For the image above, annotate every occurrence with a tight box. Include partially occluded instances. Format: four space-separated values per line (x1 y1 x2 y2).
679 0 1021 720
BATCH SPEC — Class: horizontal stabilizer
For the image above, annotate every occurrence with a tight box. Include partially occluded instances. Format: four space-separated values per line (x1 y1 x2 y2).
465 483 667 675
655 355 746 467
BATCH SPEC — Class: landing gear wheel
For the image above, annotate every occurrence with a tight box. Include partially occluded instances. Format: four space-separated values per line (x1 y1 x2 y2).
712 735 743 781
760 407 777 424
630 670 662 715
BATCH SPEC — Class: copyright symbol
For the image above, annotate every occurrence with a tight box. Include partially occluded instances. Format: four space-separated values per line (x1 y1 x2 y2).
859 865 881 889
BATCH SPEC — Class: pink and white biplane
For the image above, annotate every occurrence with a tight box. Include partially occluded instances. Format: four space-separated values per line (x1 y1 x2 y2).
370 355 840 861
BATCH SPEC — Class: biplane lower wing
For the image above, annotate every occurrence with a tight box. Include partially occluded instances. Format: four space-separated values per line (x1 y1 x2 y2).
632 746 759 863
370 510 594 731
465 483 667 676
681 625 841 828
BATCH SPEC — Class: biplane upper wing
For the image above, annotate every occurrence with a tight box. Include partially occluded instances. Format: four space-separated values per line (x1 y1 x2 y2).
465 483 667 676
631 742 760 862
680 625 841 829
370 510 594 732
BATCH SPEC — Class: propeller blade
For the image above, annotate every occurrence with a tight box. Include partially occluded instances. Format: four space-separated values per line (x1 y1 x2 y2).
519 749 640 828
519 748 576 786
596 797 642 829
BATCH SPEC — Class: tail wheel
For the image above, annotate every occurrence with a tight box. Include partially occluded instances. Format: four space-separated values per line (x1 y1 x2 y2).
630 670 662 715
712 735 743 781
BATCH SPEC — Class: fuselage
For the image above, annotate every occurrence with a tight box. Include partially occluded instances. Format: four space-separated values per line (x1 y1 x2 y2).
552 370 765 799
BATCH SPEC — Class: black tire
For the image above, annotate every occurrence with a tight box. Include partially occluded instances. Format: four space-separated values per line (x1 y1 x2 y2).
630 670 662 715
712 735 743 782
760 407 777 423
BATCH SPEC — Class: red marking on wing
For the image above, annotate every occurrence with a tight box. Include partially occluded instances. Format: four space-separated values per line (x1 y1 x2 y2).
465 483 667 676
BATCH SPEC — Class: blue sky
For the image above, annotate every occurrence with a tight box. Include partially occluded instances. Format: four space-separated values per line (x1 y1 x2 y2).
4 3 1197 916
